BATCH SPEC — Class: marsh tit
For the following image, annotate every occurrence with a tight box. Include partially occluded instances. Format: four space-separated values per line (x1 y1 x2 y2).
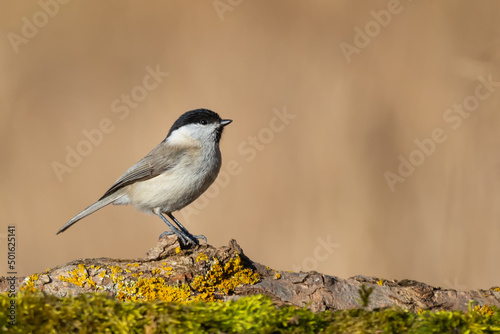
56 108 232 246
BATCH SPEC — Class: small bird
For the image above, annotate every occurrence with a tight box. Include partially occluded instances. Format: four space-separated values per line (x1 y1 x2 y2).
57 109 232 246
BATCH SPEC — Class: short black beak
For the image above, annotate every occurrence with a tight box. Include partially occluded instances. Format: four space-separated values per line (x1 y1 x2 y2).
221 119 232 127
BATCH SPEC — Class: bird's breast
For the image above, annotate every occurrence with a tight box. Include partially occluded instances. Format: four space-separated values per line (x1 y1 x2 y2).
127 146 222 212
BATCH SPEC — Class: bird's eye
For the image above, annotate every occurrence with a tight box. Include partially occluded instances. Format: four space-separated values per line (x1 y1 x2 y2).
199 119 208 125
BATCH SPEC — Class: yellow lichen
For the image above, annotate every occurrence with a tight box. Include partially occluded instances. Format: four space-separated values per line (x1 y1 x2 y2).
161 265 173 276
59 264 98 289
175 247 181 254
196 253 208 263
191 253 260 300
274 272 281 280
54 254 260 304
20 274 39 292
377 279 384 286
110 266 122 275
116 276 191 302
115 253 260 303
473 304 495 316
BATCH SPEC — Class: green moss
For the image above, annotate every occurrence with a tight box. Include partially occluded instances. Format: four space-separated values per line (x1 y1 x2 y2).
1 292 499 333
357 284 374 308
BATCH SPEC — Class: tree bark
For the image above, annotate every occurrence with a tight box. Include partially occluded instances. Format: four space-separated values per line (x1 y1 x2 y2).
1 236 499 312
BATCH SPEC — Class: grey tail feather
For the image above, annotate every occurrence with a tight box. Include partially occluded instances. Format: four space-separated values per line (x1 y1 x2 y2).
56 193 123 235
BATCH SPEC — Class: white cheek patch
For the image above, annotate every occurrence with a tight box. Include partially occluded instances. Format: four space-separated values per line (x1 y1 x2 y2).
167 123 218 146
167 126 198 146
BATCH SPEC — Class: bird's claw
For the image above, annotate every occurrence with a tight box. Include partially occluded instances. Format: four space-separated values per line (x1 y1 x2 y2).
192 234 207 244
158 230 205 247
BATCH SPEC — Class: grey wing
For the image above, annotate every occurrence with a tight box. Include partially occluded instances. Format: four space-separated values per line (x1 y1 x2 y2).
98 144 187 200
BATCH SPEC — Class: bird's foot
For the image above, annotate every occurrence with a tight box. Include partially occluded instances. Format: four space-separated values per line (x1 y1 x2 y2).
191 234 207 244
158 230 175 239
158 230 204 247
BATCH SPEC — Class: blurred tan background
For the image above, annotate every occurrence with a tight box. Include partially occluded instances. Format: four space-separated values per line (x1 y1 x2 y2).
1 1 500 290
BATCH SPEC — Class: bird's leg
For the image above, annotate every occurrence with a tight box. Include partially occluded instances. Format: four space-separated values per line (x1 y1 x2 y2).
167 213 207 244
155 212 196 246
